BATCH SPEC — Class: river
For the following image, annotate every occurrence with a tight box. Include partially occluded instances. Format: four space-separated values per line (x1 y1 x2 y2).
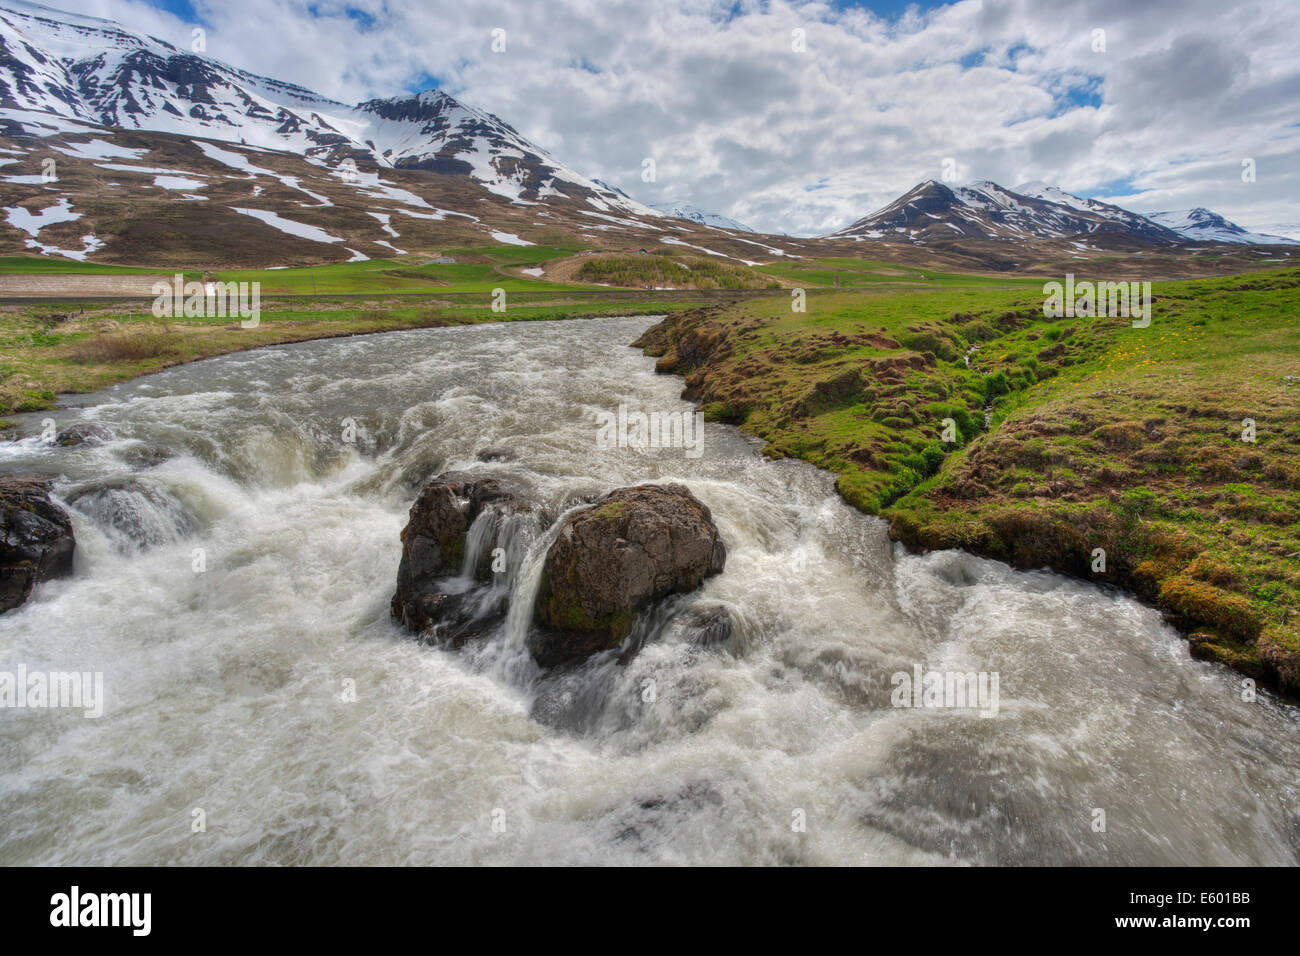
1 315 1296 865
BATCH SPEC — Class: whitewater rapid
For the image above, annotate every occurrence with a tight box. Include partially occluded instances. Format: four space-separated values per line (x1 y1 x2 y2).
1 315 1296 865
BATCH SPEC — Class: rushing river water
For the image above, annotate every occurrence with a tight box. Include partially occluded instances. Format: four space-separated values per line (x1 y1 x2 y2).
1 315 1297 866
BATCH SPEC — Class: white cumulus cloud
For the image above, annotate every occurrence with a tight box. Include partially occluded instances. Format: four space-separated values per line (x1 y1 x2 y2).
75 0 1300 236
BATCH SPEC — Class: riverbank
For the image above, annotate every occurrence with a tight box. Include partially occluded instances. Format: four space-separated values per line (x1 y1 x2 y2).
0 294 702 421
634 267 1300 694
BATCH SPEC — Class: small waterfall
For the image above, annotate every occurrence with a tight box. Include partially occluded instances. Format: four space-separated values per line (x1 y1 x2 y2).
501 502 586 655
497 511 542 593
420 503 552 669
460 508 500 579
962 344 994 428
457 506 544 601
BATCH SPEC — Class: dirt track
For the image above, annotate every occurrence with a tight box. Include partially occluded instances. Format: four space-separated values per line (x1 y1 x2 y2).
0 274 170 297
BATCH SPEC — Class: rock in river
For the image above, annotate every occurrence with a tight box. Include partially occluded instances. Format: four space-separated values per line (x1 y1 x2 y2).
0 474 75 613
54 422 113 447
390 473 535 643
530 483 726 667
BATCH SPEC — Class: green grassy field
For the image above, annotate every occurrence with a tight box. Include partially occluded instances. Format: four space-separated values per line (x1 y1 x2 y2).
0 245 593 294
755 257 1049 289
210 244 595 294
0 257 176 275
636 267 1300 693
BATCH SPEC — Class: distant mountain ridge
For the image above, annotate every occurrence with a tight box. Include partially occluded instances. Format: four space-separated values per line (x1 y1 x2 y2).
827 179 1295 247
1146 208 1297 245
649 202 754 233
827 179 1184 245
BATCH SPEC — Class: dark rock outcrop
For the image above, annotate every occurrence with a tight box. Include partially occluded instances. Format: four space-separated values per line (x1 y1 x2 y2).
1 474 75 612
390 473 533 643
529 483 726 667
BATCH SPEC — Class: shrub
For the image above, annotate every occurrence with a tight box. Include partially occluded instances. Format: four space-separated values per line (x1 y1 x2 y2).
984 371 1009 399
902 441 946 479
576 255 770 290
66 327 178 363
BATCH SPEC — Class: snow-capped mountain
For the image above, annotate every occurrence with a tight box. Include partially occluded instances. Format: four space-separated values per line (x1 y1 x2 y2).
650 202 753 233
0 0 660 216
1013 182 1183 243
1250 222 1300 243
828 180 1184 245
1146 208 1297 245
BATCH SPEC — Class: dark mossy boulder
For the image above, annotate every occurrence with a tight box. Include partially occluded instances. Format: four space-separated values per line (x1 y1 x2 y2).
529 483 726 667
390 473 533 641
1 474 75 612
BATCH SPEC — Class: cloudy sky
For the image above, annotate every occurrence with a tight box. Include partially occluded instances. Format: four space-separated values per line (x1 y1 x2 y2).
73 0 1300 236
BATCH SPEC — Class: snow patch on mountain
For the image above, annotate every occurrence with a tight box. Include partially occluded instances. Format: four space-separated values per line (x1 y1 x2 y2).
489 230 532 246
51 139 145 162
231 208 345 245
660 235 759 264
4 195 78 233
153 175 204 191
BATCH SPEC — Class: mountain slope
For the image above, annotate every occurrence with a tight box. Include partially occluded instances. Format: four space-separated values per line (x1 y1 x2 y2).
1 2 1290 271
0 2 829 266
0 0 660 217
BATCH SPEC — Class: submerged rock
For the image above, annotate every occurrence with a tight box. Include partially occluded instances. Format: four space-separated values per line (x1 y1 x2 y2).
675 603 734 647
0 474 75 612
118 444 174 469
402 586 506 648
54 422 113 447
65 478 198 551
390 473 534 641
530 483 726 667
